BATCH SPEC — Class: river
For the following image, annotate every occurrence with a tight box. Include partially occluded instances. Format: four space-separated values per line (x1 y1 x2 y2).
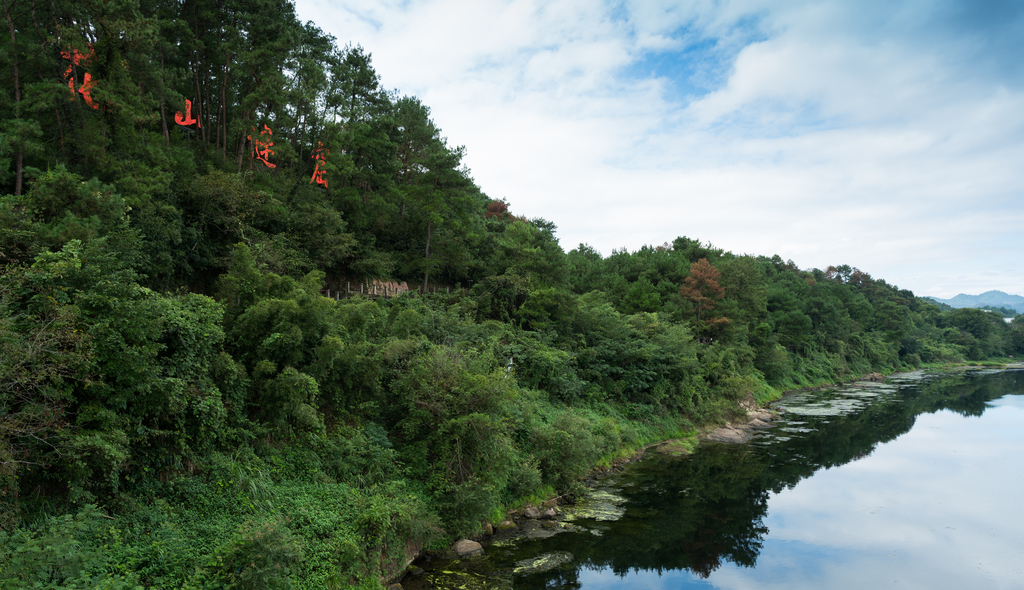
407 368 1024 589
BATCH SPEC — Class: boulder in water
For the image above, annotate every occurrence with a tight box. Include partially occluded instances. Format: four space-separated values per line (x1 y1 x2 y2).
452 539 484 558
496 519 517 531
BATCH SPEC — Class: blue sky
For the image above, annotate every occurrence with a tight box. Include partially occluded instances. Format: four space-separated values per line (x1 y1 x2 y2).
293 0 1024 298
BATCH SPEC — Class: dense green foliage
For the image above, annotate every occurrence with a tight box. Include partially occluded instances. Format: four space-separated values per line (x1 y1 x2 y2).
2 1 1023 587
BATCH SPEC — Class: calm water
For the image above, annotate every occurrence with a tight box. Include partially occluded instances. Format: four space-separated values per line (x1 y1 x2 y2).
416 369 1024 589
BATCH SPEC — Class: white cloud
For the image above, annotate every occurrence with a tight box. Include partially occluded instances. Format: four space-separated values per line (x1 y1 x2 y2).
294 0 1024 298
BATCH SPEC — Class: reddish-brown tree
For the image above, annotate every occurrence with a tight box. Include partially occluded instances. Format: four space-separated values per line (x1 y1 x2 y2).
679 258 729 335
484 200 516 221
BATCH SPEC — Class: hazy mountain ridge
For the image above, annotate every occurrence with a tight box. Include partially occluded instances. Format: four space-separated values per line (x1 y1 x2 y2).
927 290 1024 313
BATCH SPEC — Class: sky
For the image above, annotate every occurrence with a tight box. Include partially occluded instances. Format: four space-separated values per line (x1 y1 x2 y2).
292 0 1024 299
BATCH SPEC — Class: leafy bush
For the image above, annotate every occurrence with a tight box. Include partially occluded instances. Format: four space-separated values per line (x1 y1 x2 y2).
0 505 140 590
211 519 303 590
530 410 605 489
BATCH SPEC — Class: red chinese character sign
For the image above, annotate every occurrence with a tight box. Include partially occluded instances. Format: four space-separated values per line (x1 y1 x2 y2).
248 124 276 169
310 142 329 187
174 99 200 127
61 47 98 110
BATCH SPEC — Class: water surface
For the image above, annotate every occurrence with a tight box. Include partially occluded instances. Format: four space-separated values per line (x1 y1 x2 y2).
416 369 1024 589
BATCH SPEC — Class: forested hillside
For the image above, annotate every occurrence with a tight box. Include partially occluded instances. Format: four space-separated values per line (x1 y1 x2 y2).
2 1 1024 588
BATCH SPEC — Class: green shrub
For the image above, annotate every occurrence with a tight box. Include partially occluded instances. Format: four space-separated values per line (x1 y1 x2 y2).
531 410 603 489
0 505 140 590
754 344 792 385
211 519 303 590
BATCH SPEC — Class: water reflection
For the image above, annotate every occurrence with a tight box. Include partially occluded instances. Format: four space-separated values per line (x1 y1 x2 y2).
558 444 769 578
508 369 1024 589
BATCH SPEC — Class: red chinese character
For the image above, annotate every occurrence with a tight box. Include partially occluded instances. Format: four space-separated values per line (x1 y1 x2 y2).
310 142 329 187
248 124 276 169
61 47 98 110
174 99 200 127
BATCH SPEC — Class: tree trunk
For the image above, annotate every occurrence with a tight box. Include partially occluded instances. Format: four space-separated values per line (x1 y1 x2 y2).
236 131 247 172
193 66 204 142
423 219 432 292
159 55 170 146
221 44 232 161
236 108 251 172
204 64 211 142
221 84 228 160
3 0 23 195
54 106 65 157
292 103 301 154
191 3 205 143
214 95 220 149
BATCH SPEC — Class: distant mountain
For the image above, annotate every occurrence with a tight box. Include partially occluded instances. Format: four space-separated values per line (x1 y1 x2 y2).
926 290 1024 313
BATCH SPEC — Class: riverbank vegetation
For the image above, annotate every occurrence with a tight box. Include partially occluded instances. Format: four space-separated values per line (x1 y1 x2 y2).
2 1 1023 587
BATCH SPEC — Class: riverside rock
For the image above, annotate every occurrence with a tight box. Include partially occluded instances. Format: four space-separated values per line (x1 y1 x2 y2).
452 539 484 557
706 425 753 444
706 409 778 443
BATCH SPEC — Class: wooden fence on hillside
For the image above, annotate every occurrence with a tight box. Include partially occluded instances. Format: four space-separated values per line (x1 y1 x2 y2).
321 278 467 300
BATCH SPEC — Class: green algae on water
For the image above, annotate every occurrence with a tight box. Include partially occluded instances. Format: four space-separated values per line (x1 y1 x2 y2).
513 551 574 575
563 488 627 522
